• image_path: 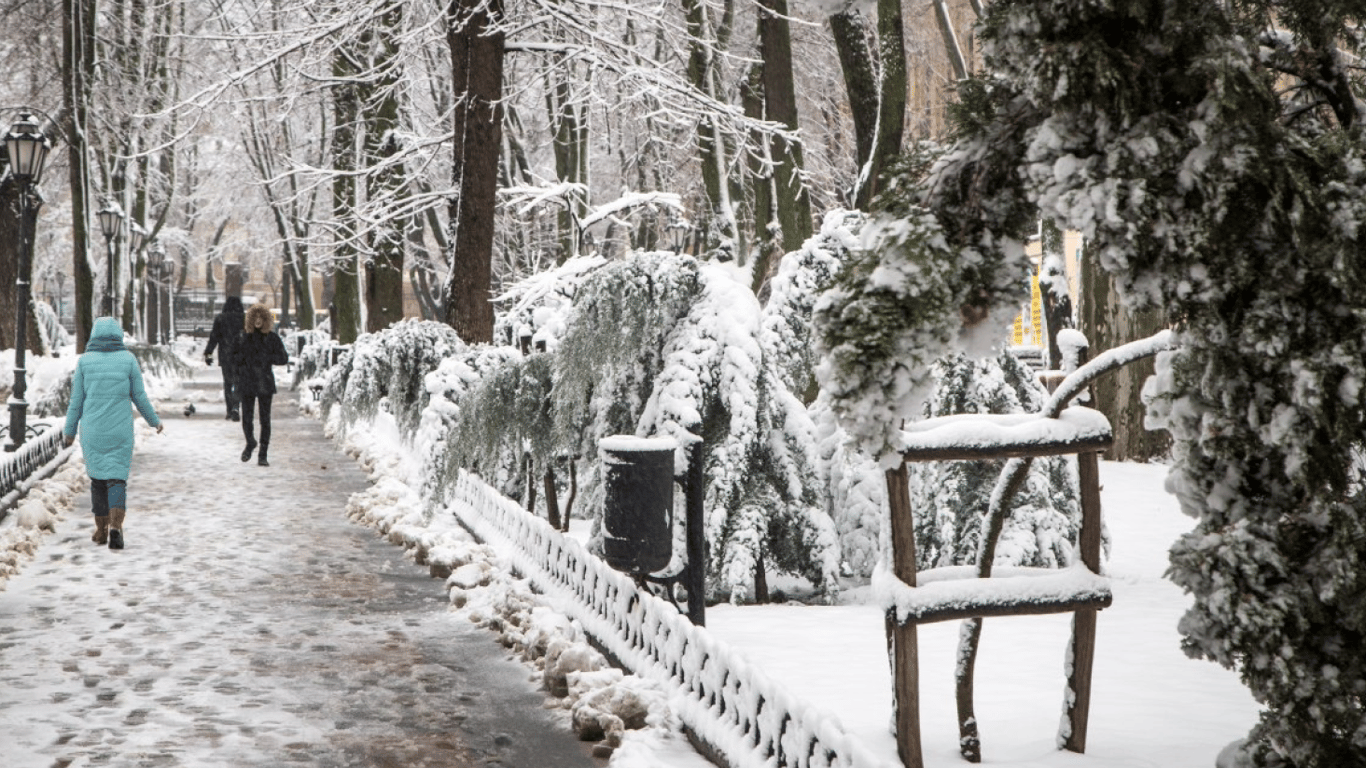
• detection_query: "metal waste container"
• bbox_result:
[600,436,676,574]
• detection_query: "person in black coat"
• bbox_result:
[235,302,289,466]
[203,296,245,421]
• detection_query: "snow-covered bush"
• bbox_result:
[328,320,464,439]
[417,344,524,503]
[553,252,839,602]
[761,209,863,403]
[909,352,1082,569]
[964,0,1366,761]
[447,352,555,501]
[812,145,1036,466]
[287,329,333,388]
[33,300,69,354]
[492,254,606,353]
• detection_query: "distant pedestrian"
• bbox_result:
[203,296,245,421]
[235,302,288,467]
[62,317,164,550]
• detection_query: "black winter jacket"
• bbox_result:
[233,331,288,397]
[204,297,245,367]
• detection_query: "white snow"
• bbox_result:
[1,356,1260,768]
[898,406,1112,456]
[327,402,1259,768]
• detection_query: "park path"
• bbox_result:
[0,365,601,768]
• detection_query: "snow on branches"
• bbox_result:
[812,144,1035,466]
[971,0,1366,761]
[554,252,839,603]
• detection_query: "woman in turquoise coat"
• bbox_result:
[62,317,164,550]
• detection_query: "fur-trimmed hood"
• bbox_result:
[244,303,275,334]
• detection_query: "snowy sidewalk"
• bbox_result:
[0,366,602,768]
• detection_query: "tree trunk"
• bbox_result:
[65,0,97,352]
[681,0,739,257]
[363,4,407,333]
[331,47,362,344]
[757,0,812,255]
[443,0,504,345]
[829,10,878,208]
[742,64,780,297]
[870,0,906,204]
[1077,244,1171,462]
[0,178,46,356]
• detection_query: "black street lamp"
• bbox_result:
[96,201,122,317]
[158,249,174,344]
[4,112,51,451]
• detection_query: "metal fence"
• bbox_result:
[0,421,70,523]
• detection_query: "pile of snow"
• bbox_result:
[0,451,88,590]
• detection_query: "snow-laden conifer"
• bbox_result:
[554,252,839,602]
[937,0,1366,761]
[812,143,1037,465]
[910,352,1082,570]
[330,320,464,438]
[761,209,864,402]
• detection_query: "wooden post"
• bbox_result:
[1063,449,1102,752]
[885,463,924,768]
[543,466,561,529]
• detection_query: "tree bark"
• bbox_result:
[870,0,906,205]
[362,4,407,333]
[443,0,504,345]
[829,10,878,208]
[757,0,812,255]
[1077,243,1171,462]
[331,46,362,344]
[65,0,97,352]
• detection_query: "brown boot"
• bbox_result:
[108,508,126,550]
[92,516,109,545]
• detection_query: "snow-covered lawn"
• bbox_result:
[328,398,1259,768]
[704,460,1261,768]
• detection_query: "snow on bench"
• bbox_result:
[897,405,1113,462]
[876,563,1112,625]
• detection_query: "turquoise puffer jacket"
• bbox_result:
[63,317,162,480]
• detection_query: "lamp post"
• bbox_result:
[96,201,122,317]
[4,113,51,451]
[145,242,162,344]
[159,248,174,344]
[666,213,689,255]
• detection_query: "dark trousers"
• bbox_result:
[220,360,240,416]
[90,478,127,517]
[240,392,273,449]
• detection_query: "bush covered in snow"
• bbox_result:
[552,252,839,603]
[947,0,1366,762]
[909,352,1082,569]
[325,320,464,438]
[812,144,1037,467]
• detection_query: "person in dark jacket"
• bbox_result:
[62,317,164,549]
[203,296,245,421]
[235,302,288,466]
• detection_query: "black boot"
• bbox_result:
[241,438,257,462]
[257,445,269,467]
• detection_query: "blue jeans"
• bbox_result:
[90,478,127,517]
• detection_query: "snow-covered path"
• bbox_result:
[0,368,601,768]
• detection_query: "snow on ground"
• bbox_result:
[1,353,1260,768]
[705,460,1260,767]
[330,402,1260,768]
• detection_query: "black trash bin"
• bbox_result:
[600,436,676,575]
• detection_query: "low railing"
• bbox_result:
[450,470,893,768]
[0,421,70,522]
